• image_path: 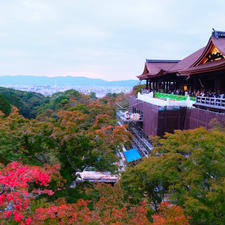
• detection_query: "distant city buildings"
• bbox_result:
[2,85,132,97]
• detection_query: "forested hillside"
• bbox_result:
[0,87,46,118]
[0,87,224,225]
[121,127,225,225]
[36,89,93,120]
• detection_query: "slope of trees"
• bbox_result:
[0,94,11,116]
[120,127,225,225]
[0,87,46,118]
[0,87,224,224]
[35,89,89,120]
[0,90,131,203]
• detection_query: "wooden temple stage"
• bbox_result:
[129,29,225,137]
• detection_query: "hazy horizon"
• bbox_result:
[0,74,138,82]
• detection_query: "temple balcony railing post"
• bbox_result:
[136,90,225,113]
[195,96,225,111]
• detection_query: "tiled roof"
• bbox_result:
[137,60,179,80]
[178,32,225,75]
[211,36,225,55]
[146,59,180,63]
[138,29,225,80]
[212,29,225,39]
[169,48,205,72]
[179,59,225,75]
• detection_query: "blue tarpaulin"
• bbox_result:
[124,148,141,162]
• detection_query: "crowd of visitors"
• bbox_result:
[168,89,225,98]
[142,88,225,99]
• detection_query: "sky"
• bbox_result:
[0,0,225,81]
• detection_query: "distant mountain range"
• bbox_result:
[0,76,140,87]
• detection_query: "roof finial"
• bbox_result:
[212,28,225,39]
[212,28,218,39]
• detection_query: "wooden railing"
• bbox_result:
[195,96,225,110]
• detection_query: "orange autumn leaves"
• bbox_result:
[32,200,189,225]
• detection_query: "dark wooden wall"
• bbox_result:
[129,97,225,137]
[129,96,159,136]
[185,107,225,129]
[129,97,187,137]
[157,107,186,136]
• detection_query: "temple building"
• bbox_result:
[129,29,225,137]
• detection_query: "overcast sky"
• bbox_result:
[0,0,225,81]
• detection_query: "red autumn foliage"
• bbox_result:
[0,162,189,225]
[0,161,58,225]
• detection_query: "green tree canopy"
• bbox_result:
[0,87,46,118]
[0,90,131,203]
[121,127,225,225]
[0,94,11,116]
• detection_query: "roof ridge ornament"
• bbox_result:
[212,28,225,39]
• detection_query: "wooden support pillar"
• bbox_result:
[146,79,148,89]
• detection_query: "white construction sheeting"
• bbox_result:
[137,92,194,108]
[76,171,118,183]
